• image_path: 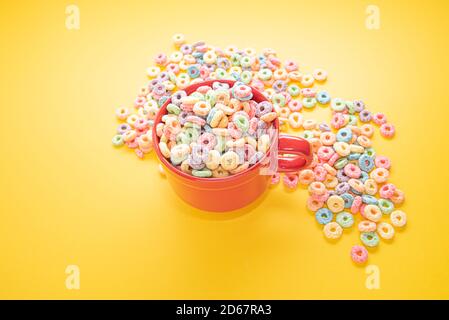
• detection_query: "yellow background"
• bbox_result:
[1,0,448,299]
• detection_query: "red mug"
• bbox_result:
[152,80,312,212]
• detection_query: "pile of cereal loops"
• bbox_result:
[111,33,407,264]
[156,81,276,178]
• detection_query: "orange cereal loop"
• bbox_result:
[298,169,315,185]
[363,204,382,222]
[308,138,322,153]
[357,135,372,148]
[390,189,405,204]
[370,168,389,184]
[360,124,374,137]
[390,210,407,227]
[307,197,324,211]
[324,174,338,188]
[288,112,303,129]
[377,222,395,240]
[279,107,291,118]
[320,132,336,146]
[323,222,343,239]
[303,119,317,130]
[358,220,377,232]
[309,181,327,196]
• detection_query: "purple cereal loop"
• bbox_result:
[337,169,350,182]
[171,90,187,106]
[180,44,193,55]
[353,100,365,112]
[178,111,191,125]
[217,57,231,69]
[190,145,208,165]
[153,83,166,96]
[117,123,131,134]
[319,123,331,132]
[197,132,217,149]
[212,81,229,90]
[205,64,216,72]
[256,101,273,117]
[359,110,372,122]
[157,71,170,82]
[335,182,350,194]
[272,80,287,93]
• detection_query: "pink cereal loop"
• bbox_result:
[283,173,299,189]
[351,245,368,264]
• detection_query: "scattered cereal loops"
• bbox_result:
[111,35,406,265]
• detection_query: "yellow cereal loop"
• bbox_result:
[364,204,382,222]
[220,151,239,171]
[327,195,345,213]
[323,222,343,239]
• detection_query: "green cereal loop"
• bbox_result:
[176,132,191,145]
[233,114,249,132]
[178,73,190,81]
[287,84,300,97]
[214,136,226,153]
[364,147,376,158]
[336,212,354,228]
[334,157,348,170]
[229,72,239,81]
[215,88,230,100]
[360,232,380,247]
[258,68,272,81]
[168,71,177,82]
[271,93,286,107]
[205,90,216,106]
[331,98,346,111]
[346,101,355,114]
[231,53,242,66]
[240,71,252,84]
[240,56,251,68]
[302,97,317,109]
[301,130,314,139]
[184,122,202,130]
[378,199,394,214]
[190,92,204,100]
[192,169,212,178]
[215,68,227,79]
[185,127,200,141]
[112,134,124,147]
[348,115,357,125]
[167,103,181,115]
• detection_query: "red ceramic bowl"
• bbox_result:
[153,80,312,212]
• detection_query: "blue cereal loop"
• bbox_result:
[348,153,361,161]
[315,208,333,225]
[358,154,375,172]
[317,91,331,104]
[187,65,200,78]
[341,193,354,208]
[336,128,353,143]
[360,171,369,182]
[362,195,378,205]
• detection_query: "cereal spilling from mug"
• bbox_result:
[111,34,407,265]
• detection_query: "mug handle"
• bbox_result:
[277,135,313,173]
